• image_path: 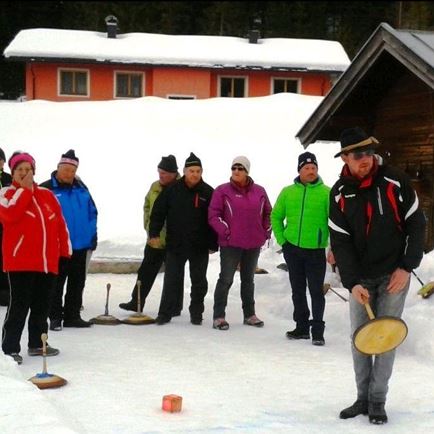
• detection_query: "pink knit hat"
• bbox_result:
[8,152,36,173]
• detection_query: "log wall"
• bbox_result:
[374,72,434,251]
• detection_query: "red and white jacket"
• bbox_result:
[0,182,72,274]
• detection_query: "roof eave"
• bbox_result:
[4,55,347,74]
[296,22,434,147]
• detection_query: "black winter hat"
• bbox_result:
[158,154,178,173]
[298,152,318,171]
[59,149,79,167]
[334,127,379,158]
[184,152,202,168]
[0,148,6,161]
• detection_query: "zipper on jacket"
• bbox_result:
[225,199,233,217]
[33,197,49,273]
[377,187,384,215]
[297,187,308,246]
[194,193,199,208]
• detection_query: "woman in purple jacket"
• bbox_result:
[208,156,272,330]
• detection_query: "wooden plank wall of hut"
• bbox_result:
[374,72,434,251]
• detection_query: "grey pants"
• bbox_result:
[213,246,260,319]
[349,274,409,403]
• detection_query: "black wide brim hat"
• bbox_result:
[334,127,380,158]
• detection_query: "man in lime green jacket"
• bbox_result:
[271,151,330,345]
[119,155,182,314]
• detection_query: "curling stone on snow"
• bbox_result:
[122,281,155,325]
[90,283,121,325]
[28,334,67,389]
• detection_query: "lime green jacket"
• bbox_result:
[144,178,179,248]
[271,177,330,249]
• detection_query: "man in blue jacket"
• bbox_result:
[41,149,98,330]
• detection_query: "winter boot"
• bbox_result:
[155,315,171,325]
[49,319,62,331]
[190,316,203,325]
[312,331,325,346]
[339,400,369,419]
[368,402,388,424]
[63,317,93,328]
[6,353,23,364]
[28,345,60,357]
[119,300,138,312]
[213,318,230,330]
[244,315,264,327]
[286,329,310,340]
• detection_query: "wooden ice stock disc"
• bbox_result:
[353,317,408,355]
[29,373,67,389]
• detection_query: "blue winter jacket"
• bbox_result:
[40,172,98,251]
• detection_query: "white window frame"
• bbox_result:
[113,70,145,99]
[271,77,301,94]
[58,68,90,97]
[166,94,196,100]
[218,75,248,98]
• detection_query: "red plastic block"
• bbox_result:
[162,394,182,413]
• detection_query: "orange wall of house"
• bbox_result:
[152,68,211,98]
[209,70,331,97]
[25,62,333,101]
[26,62,149,101]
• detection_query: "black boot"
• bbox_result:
[369,402,388,424]
[286,329,310,340]
[339,400,369,419]
[119,300,138,312]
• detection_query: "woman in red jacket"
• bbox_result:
[0,152,71,364]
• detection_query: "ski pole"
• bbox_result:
[329,286,349,302]
[411,270,425,286]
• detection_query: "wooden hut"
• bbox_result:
[297,22,434,251]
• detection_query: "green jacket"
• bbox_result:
[144,177,179,248]
[271,176,330,249]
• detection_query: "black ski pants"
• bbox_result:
[2,271,54,354]
[129,244,184,313]
[282,242,326,335]
[158,249,209,321]
[49,249,87,322]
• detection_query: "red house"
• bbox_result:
[4,19,350,102]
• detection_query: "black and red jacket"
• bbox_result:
[329,159,425,291]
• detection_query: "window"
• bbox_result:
[59,69,88,96]
[219,77,246,97]
[115,72,143,98]
[272,78,299,94]
[167,95,196,100]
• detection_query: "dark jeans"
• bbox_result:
[213,246,260,319]
[282,242,326,335]
[129,244,183,313]
[2,271,54,354]
[158,250,209,321]
[49,249,87,321]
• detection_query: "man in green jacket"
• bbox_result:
[271,151,330,345]
[119,155,182,314]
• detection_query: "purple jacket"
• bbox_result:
[208,178,272,249]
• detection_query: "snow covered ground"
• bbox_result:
[1,247,434,434]
[0,94,433,433]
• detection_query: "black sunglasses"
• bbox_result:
[231,165,246,171]
[350,149,375,160]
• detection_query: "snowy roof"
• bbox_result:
[4,28,350,72]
